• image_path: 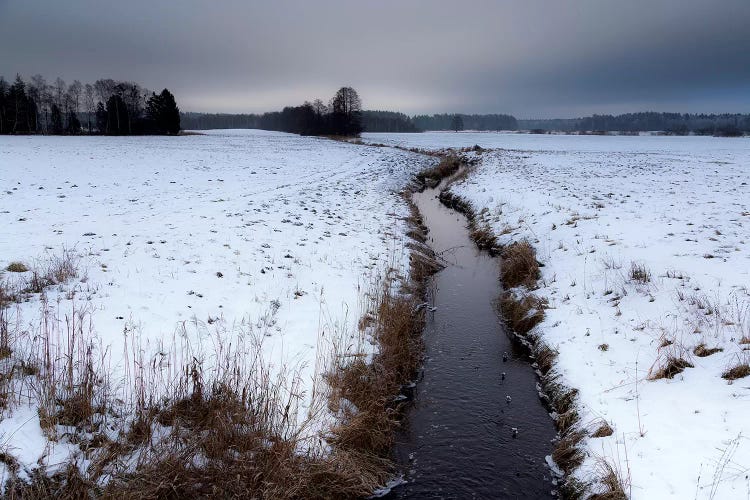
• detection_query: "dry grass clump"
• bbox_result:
[105,366,373,500]
[588,459,628,499]
[501,240,540,289]
[5,248,80,296]
[552,430,586,476]
[648,356,693,380]
[3,462,95,499]
[327,287,423,455]
[629,261,651,284]
[415,155,461,187]
[5,262,28,273]
[534,343,558,376]
[498,291,547,336]
[591,420,614,438]
[722,362,750,380]
[693,343,723,357]
[469,223,499,253]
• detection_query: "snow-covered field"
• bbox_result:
[0,130,429,475]
[369,132,750,498]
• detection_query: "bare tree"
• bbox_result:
[53,77,66,112]
[330,87,362,116]
[29,74,48,133]
[312,98,328,116]
[68,80,83,115]
[330,87,363,136]
[84,83,95,132]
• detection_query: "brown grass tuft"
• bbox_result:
[534,343,558,376]
[501,240,540,289]
[498,291,547,335]
[469,224,498,253]
[552,430,586,476]
[5,262,28,273]
[693,344,723,357]
[722,362,750,380]
[629,261,651,283]
[589,460,628,499]
[415,155,461,187]
[648,356,693,380]
[591,420,614,438]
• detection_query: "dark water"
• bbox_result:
[385,185,556,499]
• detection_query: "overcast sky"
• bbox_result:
[1,0,749,118]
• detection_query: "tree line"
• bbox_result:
[181,108,518,133]
[182,87,364,136]
[412,113,518,132]
[0,74,180,135]
[519,112,750,136]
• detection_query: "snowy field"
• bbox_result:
[370,132,750,498]
[0,130,430,474]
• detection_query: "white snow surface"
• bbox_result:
[369,132,750,499]
[0,129,430,475]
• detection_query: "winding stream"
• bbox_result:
[386,181,557,498]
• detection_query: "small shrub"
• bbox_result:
[5,262,28,273]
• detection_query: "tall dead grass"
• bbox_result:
[0,207,437,498]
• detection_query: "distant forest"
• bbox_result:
[0,74,180,135]
[5,74,747,137]
[182,87,368,136]
[183,109,750,136]
[520,112,750,136]
[181,110,518,133]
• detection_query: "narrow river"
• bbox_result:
[386,181,557,498]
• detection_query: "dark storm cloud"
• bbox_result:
[1,0,749,117]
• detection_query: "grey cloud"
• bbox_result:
[1,0,748,117]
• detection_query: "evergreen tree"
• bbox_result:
[50,104,63,134]
[8,75,33,133]
[145,89,180,134]
[145,92,163,133]
[159,89,180,134]
[66,111,81,134]
[451,114,464,132]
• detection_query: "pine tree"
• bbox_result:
[66,111,81,134]
[159,89,180,134]
[8,75,31,133]
[451,114,464,132]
